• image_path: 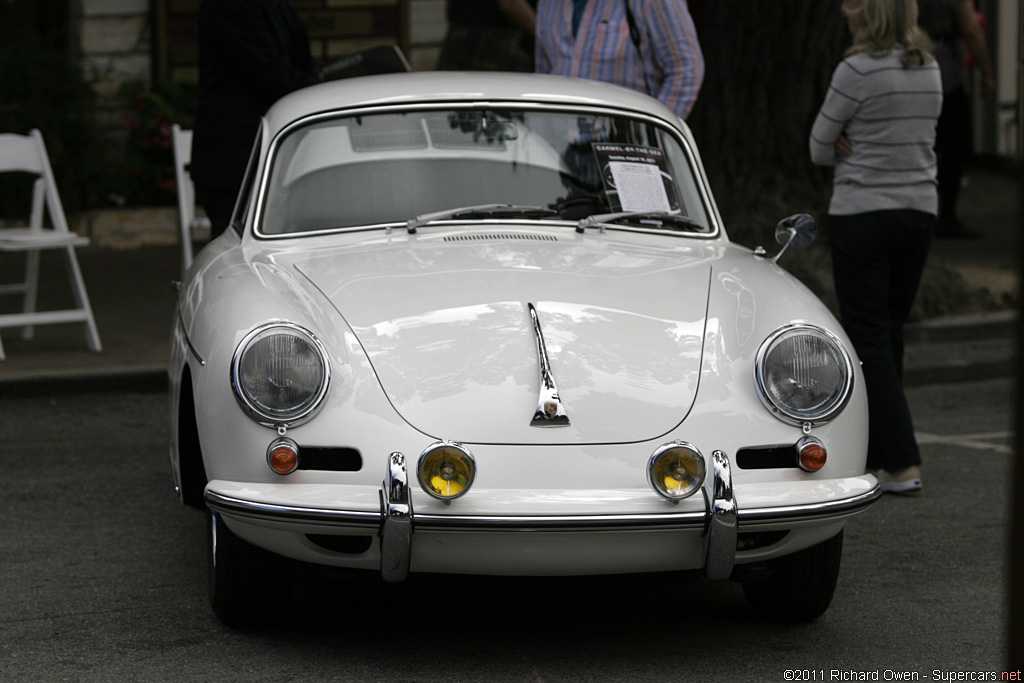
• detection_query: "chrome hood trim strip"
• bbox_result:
[528,303,571,427]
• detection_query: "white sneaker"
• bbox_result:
[872,466,922,494]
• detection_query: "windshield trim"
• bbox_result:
[251,101,722,241]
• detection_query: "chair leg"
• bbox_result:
[20,250,40,340]
[62,246,102,353]
[181,220,194,277]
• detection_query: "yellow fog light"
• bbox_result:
[267,437,299,475]
[418,441,476,501]
[648,441,706,501]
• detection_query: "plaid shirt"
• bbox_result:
[535,0,704,120]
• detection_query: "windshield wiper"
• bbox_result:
[405,204,558,233]
[575,210,706,234]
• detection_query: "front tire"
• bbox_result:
[207,511,292,627]
[741,531,843,622]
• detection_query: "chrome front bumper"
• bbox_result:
[204,451,881,582]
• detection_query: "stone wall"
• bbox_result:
[79,0,151,131]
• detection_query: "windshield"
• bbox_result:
[258,107,712,236]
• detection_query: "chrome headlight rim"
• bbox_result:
[230,321,331,428]
[754,322,854,426]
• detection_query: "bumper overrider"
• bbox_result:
[204,450,881,581]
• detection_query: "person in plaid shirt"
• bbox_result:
[535,0,704,120]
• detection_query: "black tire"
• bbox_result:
[207,511,292,627]
[741,530,843,622]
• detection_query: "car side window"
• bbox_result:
[230,127,263,235]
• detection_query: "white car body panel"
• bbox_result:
[169,72,875,590]
[295,233,712,444]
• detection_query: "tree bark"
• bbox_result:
[688,1,850,245]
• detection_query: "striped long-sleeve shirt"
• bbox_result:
[535,0,704,120]
[810,49,943,216]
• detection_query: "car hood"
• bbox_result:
[295,232,712,445]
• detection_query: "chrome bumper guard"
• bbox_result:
[703,450,737,580]
[379,453,412,582]
[204,451,880,583]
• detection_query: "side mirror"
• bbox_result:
[770,213,817,263]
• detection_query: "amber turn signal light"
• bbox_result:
[797,436,827,472]
[267,438,299,475]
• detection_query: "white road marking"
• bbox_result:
[915,430,1015,454]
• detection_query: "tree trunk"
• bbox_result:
[688,1,850,245]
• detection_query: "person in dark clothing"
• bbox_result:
[191,0,321,238]
[438,0,537,72]
[810,0,943,495]
[916,0,994,238]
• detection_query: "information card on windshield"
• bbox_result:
[592,144,678,213]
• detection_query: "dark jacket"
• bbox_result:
[191,0,319,193]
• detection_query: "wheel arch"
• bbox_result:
[177,364,209,509]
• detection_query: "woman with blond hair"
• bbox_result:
[810,0,942,494]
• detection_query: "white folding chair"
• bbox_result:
[172,124,211,276]
[0,129,102,360]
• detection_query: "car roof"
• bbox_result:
[263,71,686,136]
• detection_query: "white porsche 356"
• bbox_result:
[169,72,878,625]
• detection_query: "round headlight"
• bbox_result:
[648,441,706,501]
[231,323,330,426]
[417,441,476,501]
[755,324,853,425]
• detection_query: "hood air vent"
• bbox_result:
[443,233,559,243]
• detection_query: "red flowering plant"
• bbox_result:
[117,81,195,206]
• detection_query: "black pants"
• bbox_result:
[829,210,934,471]
[935,86,971,226]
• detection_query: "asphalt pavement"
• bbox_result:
[0,164,1020,675]
[0,380,1012,679]
[0,164,1018,395]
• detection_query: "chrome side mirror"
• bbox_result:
[770,213,817,263]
